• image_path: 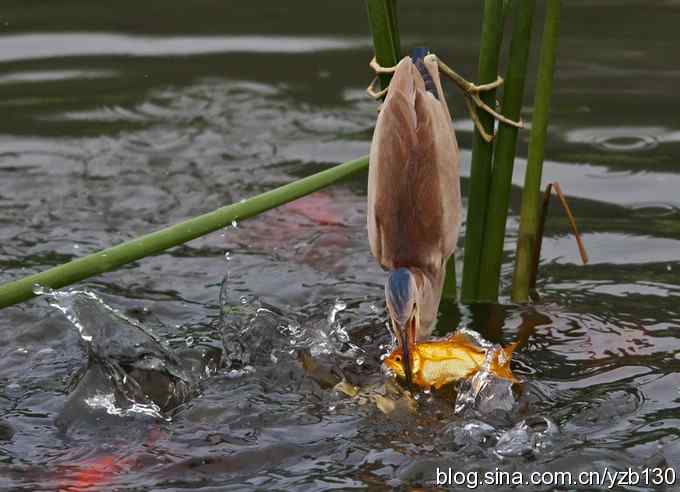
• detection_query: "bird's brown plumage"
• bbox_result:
[367,55,461,335]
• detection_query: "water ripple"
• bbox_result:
[564,126,680,152]
[0,33,369,63]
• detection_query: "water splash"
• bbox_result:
[441,419,499,450]
[84,392,164,419]
[35,285,195,420]
[327,298,347,324]
[221,274,367,371]
[454,344,517,415]
[495,416,559,458]
[457,327,494,349]
[316,298,365,359]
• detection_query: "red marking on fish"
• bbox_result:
[282,193,346,227]
[55,426,166,491]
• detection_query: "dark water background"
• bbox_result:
[1,1,680,490]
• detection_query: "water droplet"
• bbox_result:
[185,336,195,347]
[225,365,255,379]
[224,251,231,261]
[356,356,365,366]
[16,347,28,355]
[495,416,559,458]
[231,219,238,228]
[327,298,347,324]
[328,405,336,412]
[336,329,349,343]
[33,284,49,296]
[239,295,248,305]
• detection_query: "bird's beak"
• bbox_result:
[385,269,419,390]
[390,309,417,389]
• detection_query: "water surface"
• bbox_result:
[1,1,680,490]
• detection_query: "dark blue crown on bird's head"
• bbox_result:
[386,267,415,326]
[410,47,438,99]
[410,47,430,62]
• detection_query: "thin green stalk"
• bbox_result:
[529,184,553,291]
[460,0,506,302]
[366,0,402,91]
[512,0,561,302]
[0,156,369,309]
[477,0,536,301]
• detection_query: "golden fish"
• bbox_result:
[383,331,518,390]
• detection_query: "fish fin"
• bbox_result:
[444,331,482,351]
[491,343,519,383]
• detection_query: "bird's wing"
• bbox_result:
[423,55,461,261]
[367,59,420,270]
[368,57,460,272]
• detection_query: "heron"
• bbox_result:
[366,49,521,386]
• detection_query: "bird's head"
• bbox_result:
[384,267,420,388]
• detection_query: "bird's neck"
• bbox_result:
[410,267,445,339]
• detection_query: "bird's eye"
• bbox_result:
[395,356,401,362]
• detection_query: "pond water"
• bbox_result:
[1,1,680,490]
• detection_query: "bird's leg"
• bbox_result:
[427,54,523,140]
[434,56,521,126]
[367,76,388,100]
[369,56,397,74]
[366,57,398,100]
[464,97,494,143]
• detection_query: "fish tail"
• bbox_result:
[492,342,519,383]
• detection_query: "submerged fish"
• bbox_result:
[383,331,518,390]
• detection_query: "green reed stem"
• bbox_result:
[477,0,536,302]
[0,156,369,310]
[512,0,561,302]
[460,0,506,302]
[366,0,402,91]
